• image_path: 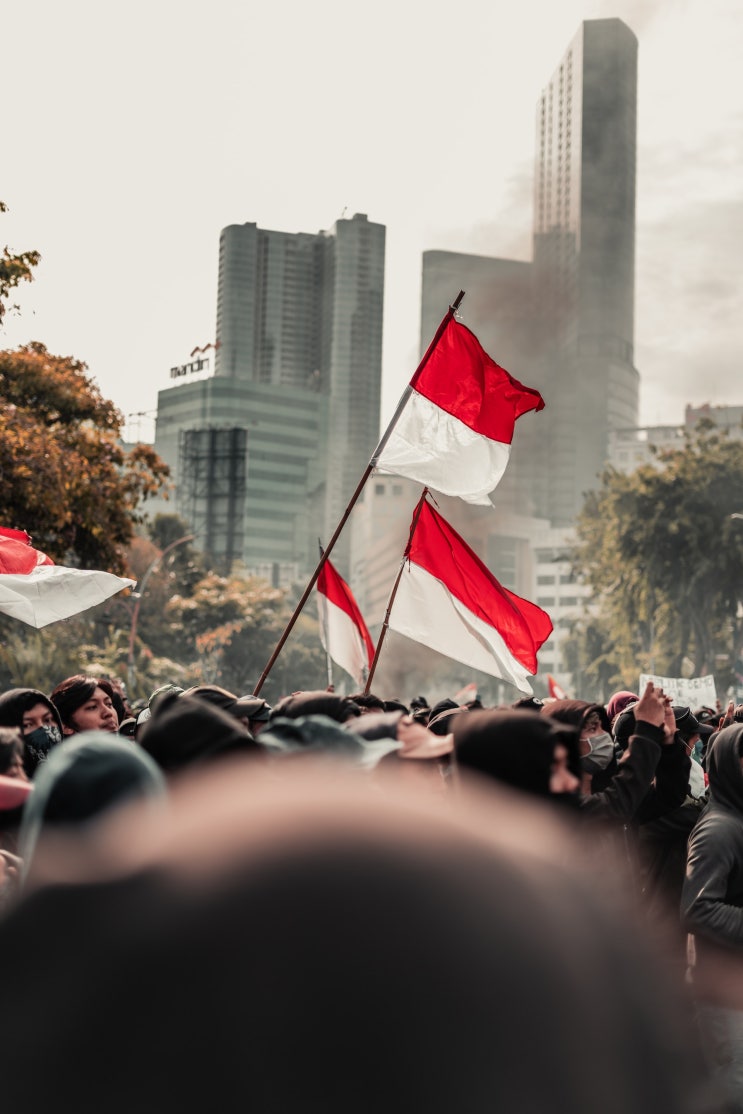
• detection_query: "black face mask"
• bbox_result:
[24,724,62,753]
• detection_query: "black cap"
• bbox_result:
[672,706,714,739]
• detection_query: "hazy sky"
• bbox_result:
[3,0,742,441]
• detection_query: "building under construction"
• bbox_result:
[177,427,247,574]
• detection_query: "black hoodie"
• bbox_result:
[0,688,63,777]
[682,724,743,996]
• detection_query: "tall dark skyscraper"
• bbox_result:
[420,18,639,526]
[154,213,385,579]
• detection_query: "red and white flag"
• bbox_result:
[317,558,374,687]
[388,500,552,695]
[0,527,135,628]
[547,674,569,701]
[374,318,544,505]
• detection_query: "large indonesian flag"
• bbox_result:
[0,527,135,628]
[317,558,375,687]
[388,501,552,695]
[375,318,544,505]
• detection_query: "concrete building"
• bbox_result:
[154,213,385,580]
[608,403,743,475]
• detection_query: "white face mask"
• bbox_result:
[582,731,614,770]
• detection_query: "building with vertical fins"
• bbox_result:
[154,213,385,582]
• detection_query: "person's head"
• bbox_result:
[704,724,743,814]
[453,709,582,801]
[138,693,257,776]
[50,676,119,737]
[232,696,272,736]
[0,689,63,777]
[348,693,386,715]
[672,706,714,749]
[0,728,28,782]
[606,690,639,723]
[0,762,701,1114]
[18,732,166,882]
[543,701,613,783]
[270,691,361,724]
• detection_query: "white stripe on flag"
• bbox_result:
[0,566,136,628]
[388,561,534,694]
[376,390,511,505]
[319,595,370,688]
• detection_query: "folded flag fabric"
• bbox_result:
[374,318,544,505]
[388,501,552,695]
[0,527,136,628]
[317,558,375,687]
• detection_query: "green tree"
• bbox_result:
[0,342,170,572]
[166,571,328,700]
[572,425,743,688]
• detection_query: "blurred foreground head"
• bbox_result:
[0,759,700,1114]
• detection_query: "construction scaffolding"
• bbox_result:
[177,427,248,573]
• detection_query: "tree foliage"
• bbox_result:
[0,342,170,572]
[571,425,743,689]
[0,201,40,326]
[165,571,328,701]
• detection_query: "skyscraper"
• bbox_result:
[533,18,639,523]
[154,213,385,579]
[419,18,639,526]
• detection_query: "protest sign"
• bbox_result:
[638,673,717,707]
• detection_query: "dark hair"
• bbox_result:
[50,676,118,730]
[349,693,386,713]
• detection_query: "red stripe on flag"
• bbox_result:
[406,501,552,674]
[317,560,375,665]
[0,531,54,575]
[410,318,544,444]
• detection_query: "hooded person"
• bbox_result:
[138,693,258,776]
[682,723,743,1107]
[0,761,705,1114]
[270,690,361,724]
[606,690,639,723]
[453,709,583,803]
[542,687,690,823]
[0,688,64,778]
[18,732,166,885]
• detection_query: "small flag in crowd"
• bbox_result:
[547,674,568,701]
[388,500,552,695]
[0,527,135,628]
[375,318,544,505]
[317,557,375,687]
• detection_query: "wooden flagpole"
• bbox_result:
[363,489,429,695]
[252,292,465,696]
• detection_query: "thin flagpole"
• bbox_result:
[363,489,429,695]
[252,292,465,697]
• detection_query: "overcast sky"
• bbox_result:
[3,0,742,441]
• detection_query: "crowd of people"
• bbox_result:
[1,670,743,1111]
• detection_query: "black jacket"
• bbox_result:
[681,723,743,1001]
[580,720,689,822]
